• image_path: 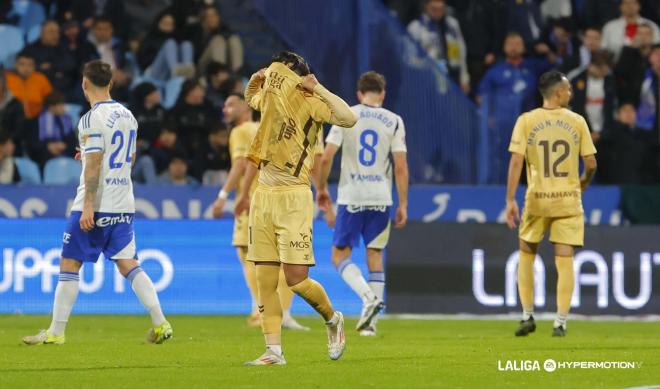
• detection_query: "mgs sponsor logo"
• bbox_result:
[96,214,133,227]
[289,232,312,250]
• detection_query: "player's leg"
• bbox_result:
[115,258,171,343]
[361,248,385,336]
[236,246,260,327]
[278,267,310,331]
[515,211,546,336]
[549,214,583,337]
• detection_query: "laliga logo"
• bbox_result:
[0,248,173,293]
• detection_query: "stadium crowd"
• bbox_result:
[0,0,659,185]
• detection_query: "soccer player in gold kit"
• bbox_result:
[211,93,309,331]
[234,51,357,365]
[505,70,597,337]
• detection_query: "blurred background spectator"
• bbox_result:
[35,91,75,166]
[0,131,20,184]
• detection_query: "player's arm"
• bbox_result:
[393,151,409,229]
[244,69,265,110]
[301,75,357,127]
[234,160,258,217]
[505,152,524,229]
[212,156,248,218]
[80,151,103,231]
[316,143,339,212]
[580,155,597,191]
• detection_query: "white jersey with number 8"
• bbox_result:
[326,104,406,206]
[71,100,138,213]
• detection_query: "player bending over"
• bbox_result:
[234,51,357,365]
[212,93,309,331]
[316,71,408,336]
[23,60,172,345]
[505,70,597,337]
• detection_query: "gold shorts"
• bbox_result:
[232,211,249,247]
[519,210,584,247]
[247,185,315,265]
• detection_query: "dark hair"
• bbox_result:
[538,70,567,97]
[170,153,188,164]
[16,50,35,61]
[590,50,612,68]
[357,71,386,93]
[44,91,66,107]
[206,61,230,79]
[583,26,602,34]
[92,16,113,27]
[180,79,203,100]
[651,43,660,52]
[83,60,113,87]
[227,92,245,101]
[271,51,310,76]
[209,121,227,135]
[160,125,177,134]
[504,31,523,41]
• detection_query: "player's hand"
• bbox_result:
[74,148,81,161]
[395,207,407,229]
[301,74,319,92]
[80,205,95,232]
[316,188,332,212]
[212,197,226,219]
[324,206,336,228]
[505,200,520,229]
[234,194,250,217]
[251,68,266,82]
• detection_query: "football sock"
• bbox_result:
[337,259,375,303]
[267,344,283,356]
[48,272,80,336]
[237,247,259,314]
[518,251,535,320]
[277,267,294,315]
[555,255,574,328]
[369,271,385,325]
[255,264,282,337]
[290,278,335,321]
[127,267,166,327]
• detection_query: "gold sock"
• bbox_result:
[277,268,294,312]
[555,255,574,317]
[255,264,282,337]
[237,247,258,313]
[290,278,334,321]
[518,251,535,314]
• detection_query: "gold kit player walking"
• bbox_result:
[234,51,357,365]
[211,93,309,331]
[505,70,597,337]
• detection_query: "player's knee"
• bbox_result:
[282,264,309,287]
[519,240,538,254]
[59,258,82,273]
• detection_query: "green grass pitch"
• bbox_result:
[0,315,658,388]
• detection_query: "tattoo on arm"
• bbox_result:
[84,152,103,207]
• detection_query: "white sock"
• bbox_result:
[267,344,283,356]
[48,272,80,336]
[368,272,385,301]
[522,310,534,321]
[554,313,567,329]
[337,260,375,303]
[282,309,292,321]
[127,267,166,327]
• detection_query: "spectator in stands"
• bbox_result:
[138,12,196,80]
[0,131,19,184]
[123,0,171,39]
[505,0,545,50]
[560,26,602,75]
[151,125,187,174]
[569,50,617,142]
[539,18,579,70]
[408,0,470,92]
[5,51,53,120]
[25,20,77,97]
[193,122,230,184]
[62,19,98,70]
[190,5,244,75]
[602,0,660,60]
[540,0,572,21]
[477,31,555,183]
[87,17,131,100]
[158,153,199,185]
[131,82,166,150]
[597,103,647,183]
[167,79,218,155]
[35,91,76,165]
[0,68,26,156]
[69,0,129,39]
[615,23,656,103]
[636,43,660,141]
[202,61,232,109]
[168,0,215,37]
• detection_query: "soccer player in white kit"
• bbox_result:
[317,71,409,336]
[23,60,172,345]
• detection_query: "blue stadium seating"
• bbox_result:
[163,77,185,109]
[0,24,25,67]
[14,157,41,184]
[26,23,40,43]
[65,103,83,126]
[10,0,46,33]
[43,157,81,185]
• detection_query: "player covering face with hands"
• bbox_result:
[505,70,597,338]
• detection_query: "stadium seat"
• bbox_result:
[14,157,41,184]
[65,103,83,126]
[163,77,185,109]
[26,23,40,43]
[11,0,46,33]
[43,157,81,185]
[0,24,25,67]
